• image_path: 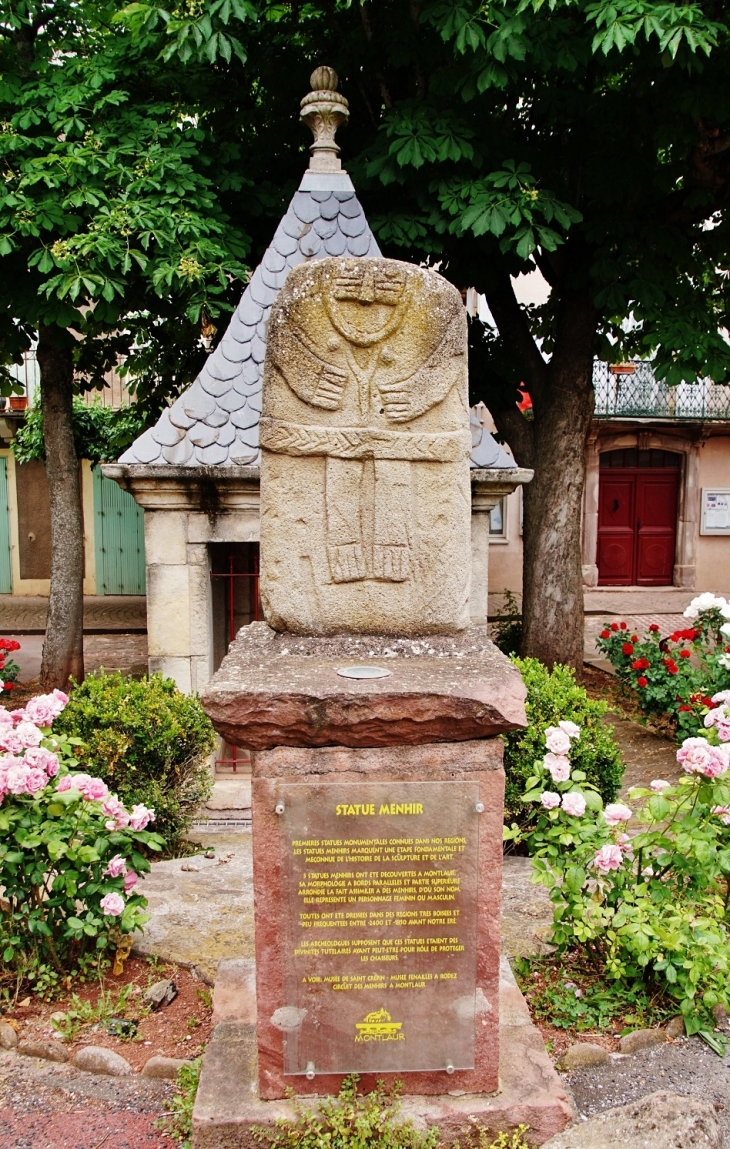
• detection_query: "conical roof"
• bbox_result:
[119,170,380,466]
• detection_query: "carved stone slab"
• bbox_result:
[260,256,471,635]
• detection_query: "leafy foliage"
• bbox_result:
[13,399,151,464]
[503,658,624,830]
[0,698,163,996]
[252,1075,440,1149]
[597,599,730,739]
[158,1056,203,1149]
[517,712,730,1040]
[55,673,216,855]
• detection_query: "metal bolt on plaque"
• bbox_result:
[305,1062,316,1080]
[474,801,485,813]
[275,801,286,816]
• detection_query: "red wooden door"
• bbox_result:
[636,473,678,584]
[597,476,635,584]
[597,450,679,585]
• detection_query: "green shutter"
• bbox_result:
[93,468,146,595]
[0,458,11,593]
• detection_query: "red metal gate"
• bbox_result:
[210,544,260,772]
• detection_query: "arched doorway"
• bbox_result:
[597,448,680,585]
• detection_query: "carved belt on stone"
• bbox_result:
[260,417,470,586]
[260,417,472,462]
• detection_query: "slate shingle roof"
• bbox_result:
[119,169,516,472]
[119,171,381,466]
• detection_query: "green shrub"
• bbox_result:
[503,658,624,831]
[55,672,216,855]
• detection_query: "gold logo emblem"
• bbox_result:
[354,1008,405,1043]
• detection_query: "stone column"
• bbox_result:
[144,509,193,691]
[471,471,533,625]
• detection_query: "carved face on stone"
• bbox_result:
[324,261,410,346]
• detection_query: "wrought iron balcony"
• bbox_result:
[593,360,730,421]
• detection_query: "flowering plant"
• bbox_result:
[514,708,730,1037]
[0,638,21,694]
[0,691,164,994]
[596,594,730,740]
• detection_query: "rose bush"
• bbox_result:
[596,594,730,739]
[0,639,21,695]
[503,658,624,832]
[514,702,730,1040]
[0,690,164,996]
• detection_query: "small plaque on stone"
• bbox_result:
[278,780,479,1076]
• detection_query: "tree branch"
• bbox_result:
[481,269,548,399]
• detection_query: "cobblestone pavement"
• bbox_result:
[0,596,146,634]
[6,634,148,683]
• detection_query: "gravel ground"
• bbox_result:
[0,1050,172,1148]
[565,1038,730,1141]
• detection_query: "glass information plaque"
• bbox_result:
[279,780,480,1076]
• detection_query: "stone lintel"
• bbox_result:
[471,467,534,511]
[101,464,261,512]
[103,463,530,514]
[201,623,527,750]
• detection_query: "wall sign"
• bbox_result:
[701,489,730,536]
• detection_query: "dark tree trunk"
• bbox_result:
[485,265,597,674]
[37,325,85,690]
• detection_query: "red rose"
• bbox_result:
[679,704,692,712]
[679,649,691,658]
[610,623,619,632]
[622,643,634,655]
[600,629,611,639]
[620,621,628,630]
[632,658,650,670]
[631,634,638,642]
[649,624,660,632]
[637,676,648,687]
[664,660,678,675]
[3,682,13,690]
[702,696,714,707]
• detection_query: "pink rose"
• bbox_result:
[24,748,60,777]
[102,795,130,829]
[123,871,138,892]
[0,729,23,755]
[593,844,623,873]
[56,775,74,792]
[24,768,48,795]
[717,721,730,743]
[52,689,69,708]
[0,708,12,726]
[104,855,127,879]
[558,720,581,740]
[100,892,125,917]
[677,737,716,775]
[15,722,43,750]
[78,777,109,802]
[562,792,587,817]
[604,802,633,826]
[711,691,730,704]
[129,803,155,831]
[650,779,670,791]
[544,753,571,782]
[10,709,27,725]
[22,700,55,728]
[540,791,561,809]
[712,805,730,825]
[545,726,572,755]
[5,763,30,795]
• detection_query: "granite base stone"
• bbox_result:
[192,957,571,1148]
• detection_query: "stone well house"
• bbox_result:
[103,71,530,702]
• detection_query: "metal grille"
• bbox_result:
[593,361,730,420]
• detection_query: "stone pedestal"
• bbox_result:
[196,623,571,1145]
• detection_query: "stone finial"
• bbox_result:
[300,66,350,174]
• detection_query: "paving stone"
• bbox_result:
[542,1090,722,1148]
[18,1038,68,1063]
[619,1028,668,1054]
[73,1046,133,1076]
[142,1055,192,1079]
[0,1021,17,1049]
[560,1042,611,1070]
